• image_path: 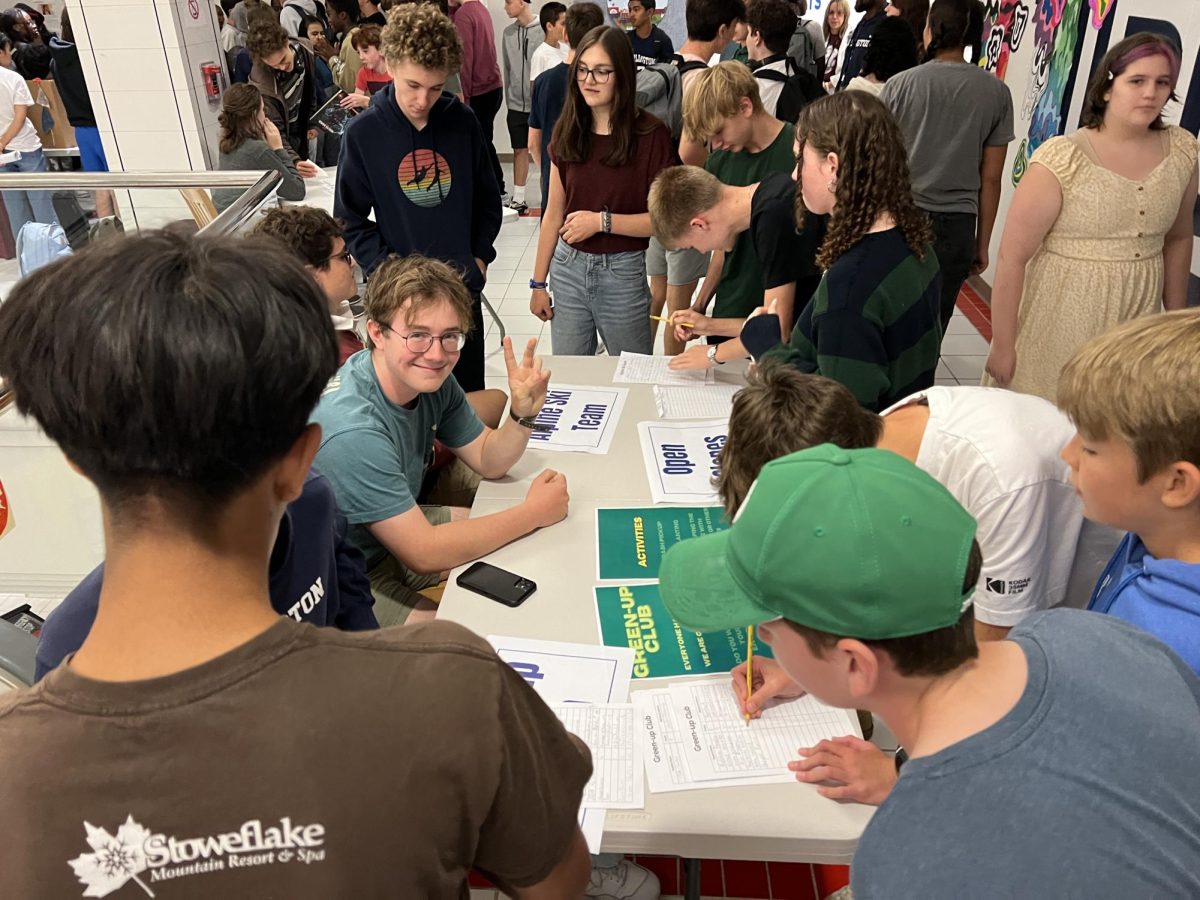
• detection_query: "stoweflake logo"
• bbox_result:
[68,815,327,897]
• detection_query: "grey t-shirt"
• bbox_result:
[851,609,1200,898]
[880,61,1014,215]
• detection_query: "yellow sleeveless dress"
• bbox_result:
[983,125,1198,403]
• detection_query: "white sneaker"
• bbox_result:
[585,859,661,900]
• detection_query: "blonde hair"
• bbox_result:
[1057,309,1200,481]
[364,255,473,348]
[683,61,764,144]
[823,0,850,42]
[647,165,723,247]
[379,3,462,72]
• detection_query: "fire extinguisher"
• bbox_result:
[200,61,222,106]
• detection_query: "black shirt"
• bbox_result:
[361,10,387,26]
[837,9,886,89]
[751,171,826,300]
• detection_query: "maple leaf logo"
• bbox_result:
[68,816,156,898]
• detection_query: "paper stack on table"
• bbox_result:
[488,636,640,852]
[653,383,742,419]
[613,352,715,386]
[633,679,862,794]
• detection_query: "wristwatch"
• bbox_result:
[510,408,554,432]
[706,345,724,366]
[529,278,548,291]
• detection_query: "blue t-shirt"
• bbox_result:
[1089,532,1200,674]
[34,470,377,681]
[529,62,568,212]
[852,609,1200,898]
[311,351,485,568]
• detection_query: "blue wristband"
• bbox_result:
[529,278,548,290]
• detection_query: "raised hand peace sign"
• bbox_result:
[504,336,550,418]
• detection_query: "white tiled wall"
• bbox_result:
[73,0,226,171]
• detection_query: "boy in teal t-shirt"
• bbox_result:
[312,255,568,624]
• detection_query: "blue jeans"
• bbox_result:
[2,147,57,238]
[549,237,652,356]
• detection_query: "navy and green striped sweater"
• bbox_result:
[761,228,941,411]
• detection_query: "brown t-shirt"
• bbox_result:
[550,116,676,255]
[0,620,591,898]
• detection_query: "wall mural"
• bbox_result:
[984,0,1086,185]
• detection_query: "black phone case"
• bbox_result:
[455,562,537,607]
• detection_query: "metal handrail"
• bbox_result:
[0,170,285,412]
[200,171,285,237]
[0,171,270,189]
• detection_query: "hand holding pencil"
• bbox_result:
[730,656,806,720]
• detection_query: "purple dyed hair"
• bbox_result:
[1081,32,1181,130]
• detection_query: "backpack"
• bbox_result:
[787,18,822,81]
[635,55,707,142]
[754,58,826,125]
[16,222,71,277]
[284,0,331,40]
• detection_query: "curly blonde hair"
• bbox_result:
[380,3,463,72]
[795,90,932,271]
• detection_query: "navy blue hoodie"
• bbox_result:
[33,470,378,681]
[334,86,502,291]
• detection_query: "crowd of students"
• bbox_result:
[1,0,1199,897]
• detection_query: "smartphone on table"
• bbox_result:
[455,562,537,607]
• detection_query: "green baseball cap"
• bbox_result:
[659,444,978,639]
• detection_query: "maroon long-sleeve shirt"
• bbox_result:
[452,0,502,101]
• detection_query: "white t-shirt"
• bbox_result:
[882,386,1117,627]
[0,66,42,153]
[530,41,568,84]
[752,58,787,118]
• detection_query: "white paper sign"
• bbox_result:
[526,384,628,455]
[637,419,728,505]
[488,636,634,704]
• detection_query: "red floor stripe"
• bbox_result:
[955,287,993,342]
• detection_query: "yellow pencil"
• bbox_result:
[745,625,754,725]
[648,314,693,328]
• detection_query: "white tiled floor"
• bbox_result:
[480,162,991,388]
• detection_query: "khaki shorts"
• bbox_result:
[645,235,711,285]
[367,459,481,626]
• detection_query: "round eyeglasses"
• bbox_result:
[381,324,467,353]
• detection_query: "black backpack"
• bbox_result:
[754,58,826,125]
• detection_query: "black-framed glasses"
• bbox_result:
[576,64,614,84]
[320,248,353,266]
[380,323,467,353]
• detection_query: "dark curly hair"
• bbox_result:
[923,0,982,63]
[794,90,933,270]
[252,206,344,270]
[246,19,290,61]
